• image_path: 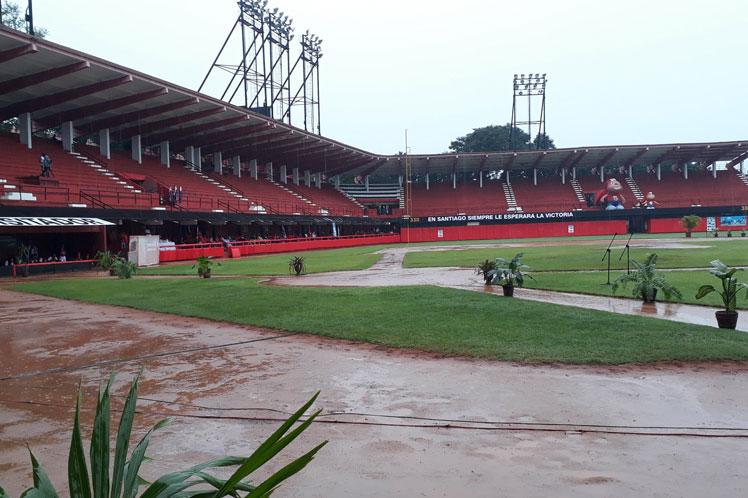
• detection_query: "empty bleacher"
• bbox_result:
[636,169,748,207]
[510,175,583,212]
[409,180,508,216]
[282,182,365,216]
[0,132,151,208]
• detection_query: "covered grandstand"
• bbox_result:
[1,24,748,265]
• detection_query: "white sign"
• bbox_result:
[437,229,444,238]
[425,211,575,224]
[706,217,716,232]
[0,217,115,227]
[568,224,575,234]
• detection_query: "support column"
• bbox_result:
[425,173,430,190]
[600,165,605,183]
[316,172,322,189]
[364,174,369,192]
[712,162,717,179]
[99,128,111,159]
[195,147,202,171]
[452,173,456,189]
[293,167,300,185]
[561,168,566,185]
[184,146,194,167]
[741,161,744,175]
[684,163,688,180]
[232,155,241,178]
[19,112,32,149]
[533,168,537,186]
[249,159,258,180]
[61,121,74,152]
[265,162,273,180]
[628,165,633,178]
[657,163,661,181]
[572,167,576,180]
[279,164,287,184]
[479,170,483,188]
[131,135,142,164]
[213,152,223,174]
[398,175,403,187]
[160,140,170,167]
[334,175,340,188]
[305,170,311,187]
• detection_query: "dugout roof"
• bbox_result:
[1,26,747,179]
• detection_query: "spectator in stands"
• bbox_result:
[39,153,52,177]
[59,246,67,263]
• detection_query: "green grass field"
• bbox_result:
[13,278,748,364]
[525,269,748,309]
[139,246,384,276]
[402,239,748,271]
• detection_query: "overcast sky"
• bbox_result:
[29,0,748,154]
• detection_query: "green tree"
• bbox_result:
[1,1,48,37]
[449,124,555,153]
[532,132,555,150]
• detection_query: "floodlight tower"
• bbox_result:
[281,31,322,134]
[510,73,547,150]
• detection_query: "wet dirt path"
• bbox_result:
[1,289,748,497]
[270,245,748,331]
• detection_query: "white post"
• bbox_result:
[266,162,273,180]
[293,167,300,185]
[741,161,745,175]
[99,128,111,159]
[479,170,483,188]
[304,170,311,187]
[712,162,717,179]
[335,175,340,188]
[195,147,202,171]
[184,146,194,167]
[452,172,456,189]
[131,135,142,164]
[61,121,74,152]
[572,167,576,180]
[561,168,566,185]
[279,164,287,184]
[684,163,688,180]
[316,172,322,188]
[425,173,430,190]
[533,168,537,186]
[232,155,241,178]
[19,112,32,149]
[600,165,605,183]
[213,152,223,174]
[657,164,661,181]
[160,140,170,167]
[628,165,633,178]
[249,159,258,180]
[398,175,403,187]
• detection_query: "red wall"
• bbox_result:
[401,220,628,242]
[159,234,401,262]
[648,218,705,234]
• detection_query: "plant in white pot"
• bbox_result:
[488,252,533,297]
[696,260,748,329]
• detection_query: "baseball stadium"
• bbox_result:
[1,1,748,497]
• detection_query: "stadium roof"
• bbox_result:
[1,26,747,179]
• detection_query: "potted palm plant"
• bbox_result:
[95,250,116,276]
[475,259,497,285]
[289,255,306,276]
[680,215,701,238]
[192,256,219,278]
[612,253,681,303]
[488,252,533,297]
[696,260,748,329]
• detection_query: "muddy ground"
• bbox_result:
[1,289,748,497]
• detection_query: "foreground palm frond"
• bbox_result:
[4,373,326,498]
